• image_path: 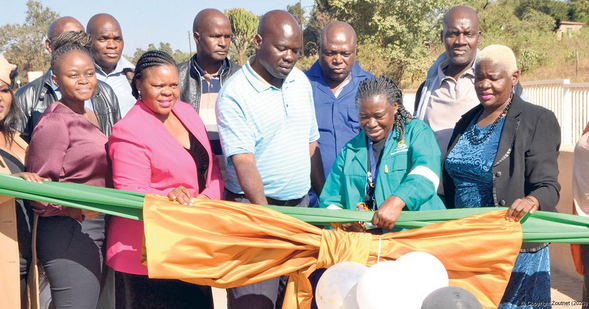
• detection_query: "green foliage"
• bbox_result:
[474,0,589,79]
[0,0,59,80]
[303,7,333,56]
[476,1,554,74]
[516,0,589,23]
[546,0,571,21]
[2,0,589,86]
[569,0,589,23]
[225,8,259,65]
[295,55,318,72]
[287,2,307,27]
[129,42,191,65]
[314,0,455,87]
[518,49,548,73]
[304,0,589,86]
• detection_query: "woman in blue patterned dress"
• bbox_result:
[443,45,561,309]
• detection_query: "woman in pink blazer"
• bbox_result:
[107,51,223,309]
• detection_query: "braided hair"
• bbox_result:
[51,42,93,73]
[131,50,177,99]
[355,76,413,141]
[51,31,92,51]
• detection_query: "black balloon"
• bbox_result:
[421,286,483,309]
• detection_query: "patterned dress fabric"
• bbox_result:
[498,246,551,309]
[445,116,505,208]
[445,115,550,308]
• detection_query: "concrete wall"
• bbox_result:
[550,144,582,279]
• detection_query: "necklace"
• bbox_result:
[468,101,511,145]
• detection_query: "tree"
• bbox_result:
[314,0,454,84]
[515,0,569,22]
[129,42,190,65]
[0,0,59,79]
[225,8,259,65]
[569,0,589,22]
[287,2,307,28]
[303,6,333,56]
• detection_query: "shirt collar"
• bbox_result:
[436,59,475,88]
[244,56,296,92]
[333,75,352,98]
[193,57,227,78]
[95,57,135,77]
[308,60,366,80]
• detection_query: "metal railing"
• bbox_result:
[522,79,589,145]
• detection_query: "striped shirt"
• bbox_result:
[216,60,319,200]
[194,60,225,155]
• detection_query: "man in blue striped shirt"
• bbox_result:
[216,10,325,309]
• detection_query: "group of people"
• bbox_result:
[0,4,565,309]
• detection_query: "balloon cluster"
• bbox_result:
[315,252,480,309]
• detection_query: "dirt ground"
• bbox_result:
[211,270,586,309]
[551,269,585,308]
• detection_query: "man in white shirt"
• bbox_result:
[87,14,136,117]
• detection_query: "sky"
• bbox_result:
[1,0,316,56]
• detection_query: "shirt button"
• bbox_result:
[499,200,506,206]
[495,171,502,177]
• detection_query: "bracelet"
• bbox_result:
[522,196,537,209]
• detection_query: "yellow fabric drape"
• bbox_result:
[142,194,522,309]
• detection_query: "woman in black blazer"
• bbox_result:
[443,45,560,309]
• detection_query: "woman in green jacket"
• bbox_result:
[319,76,445,232]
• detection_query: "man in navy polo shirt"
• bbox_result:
[306,21,373,178]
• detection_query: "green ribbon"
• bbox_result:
[1,173,588,244]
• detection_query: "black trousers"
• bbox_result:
[17,199,32,307]
[117,272,213,309]
[37,214,106,309]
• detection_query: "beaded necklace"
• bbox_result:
[468,100,512,145]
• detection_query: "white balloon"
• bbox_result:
[356,252,449,309]
[341,283,360,309]
[316,262,368,309]
[395,251,449,305]
[356,261,400,309]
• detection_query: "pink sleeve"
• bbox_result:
[201,155,224,200]
[108,125,171,196]
[26,115,82,219]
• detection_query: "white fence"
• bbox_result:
[522,79,589,146]
[21,75,587,141]
[403,80,589,146]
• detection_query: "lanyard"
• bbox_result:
[365,131,393,208]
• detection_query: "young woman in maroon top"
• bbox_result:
[26,42,110,309]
